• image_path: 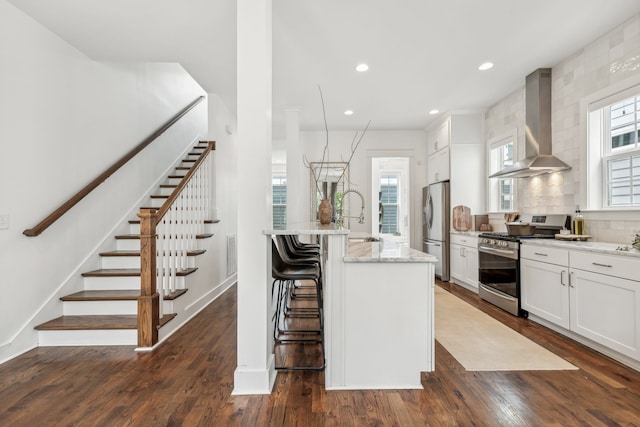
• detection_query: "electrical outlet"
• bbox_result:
[0,213,9,230]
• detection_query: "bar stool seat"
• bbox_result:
[271,238,325,371]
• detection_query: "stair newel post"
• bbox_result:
[138,208,159,348]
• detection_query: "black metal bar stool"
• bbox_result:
[271,238,325,371]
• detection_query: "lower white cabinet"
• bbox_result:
[450,234,478,290]
[521,258,570,328]
[570,269,640,360]
[521,243,640,363]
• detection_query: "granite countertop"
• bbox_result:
[264,222,350,235]
[344,238,437,263]
[521,239,640,259]
[450,230,483,237]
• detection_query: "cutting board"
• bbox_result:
[452,205,472,231]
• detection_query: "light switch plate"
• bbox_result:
[0,213,9,230]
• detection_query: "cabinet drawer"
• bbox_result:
[451,234,477,247]
[521,245,569,265]
[570,251,640,281]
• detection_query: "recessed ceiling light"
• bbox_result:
[355,63,369,72]
[344,110,354,116]
[429,109,439,115]
[478,62,494,71]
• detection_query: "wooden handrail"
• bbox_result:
[23,95,206,237]
[154,141,215,224]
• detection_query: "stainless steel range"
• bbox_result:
[477,214,569,316]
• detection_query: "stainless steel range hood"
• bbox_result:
[489,68,571,178]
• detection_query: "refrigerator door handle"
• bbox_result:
[422,240,441,247]
[427,194,434,230]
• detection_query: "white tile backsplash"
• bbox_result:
[484,13,640,244]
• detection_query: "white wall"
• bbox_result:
[485,13,640,242]
[298,130,427,249]
[0,0,209,362]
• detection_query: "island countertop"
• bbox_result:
[344,238,437,263]
[264,222,350,235]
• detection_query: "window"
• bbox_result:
[487,133,516,212]
[587,87,640,209]
[272,175,287,229]
[380,174,399,235]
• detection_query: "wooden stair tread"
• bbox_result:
[175,166,191,171]
[99,249,206,257]
[115,233,213,240]
[165,289,188,300]
[61,290,139,301]
[159,184,178,188]
[168,175,186,179]
[35,314,177,330]
[128,219,217,224]
[81,267,198,277]
[150,195,169,199]
[61,289,189,301]
[35,315,138,330]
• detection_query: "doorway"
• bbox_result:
[371,157,410,245]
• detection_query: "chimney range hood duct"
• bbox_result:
[489,68,571,178]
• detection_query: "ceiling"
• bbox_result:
[9,0,640,138]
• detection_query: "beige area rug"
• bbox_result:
[435,287,578,371]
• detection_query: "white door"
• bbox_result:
[372,157,410,245]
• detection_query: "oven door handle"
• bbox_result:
[479,283,517,302]
[478,245,518,259]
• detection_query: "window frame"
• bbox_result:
[486,130,517,213]
[272,174,287,229]
[583,80,640,211]
[379,173,401,235]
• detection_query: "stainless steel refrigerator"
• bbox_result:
[422,181,450,281]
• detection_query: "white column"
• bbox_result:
[285,108,306,225]
[233,0,276,395]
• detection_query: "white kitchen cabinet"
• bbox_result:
[426,113,485,212]
[450,234,478,291]
[569,255,640,361]
[427,147,449,184]
[521,258,570,328]
[427,119,450,156]
[521,242,640,364]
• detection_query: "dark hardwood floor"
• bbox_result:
[2,281,640,426]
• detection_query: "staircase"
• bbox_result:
[35,142,214,346]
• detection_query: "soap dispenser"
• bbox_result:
[573,206,585,235]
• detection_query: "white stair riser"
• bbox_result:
[63,300,137,316]
[102,256,140,269]
[117,239,141,251]
[149,198,166,208]
[83,276,141,291]
[158,187,175,196]
[38,329,137,346]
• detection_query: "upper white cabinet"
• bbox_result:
[426,113,485,214]
[427,147,449,184]
[427,119,450,156]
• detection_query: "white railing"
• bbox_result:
[138,141,214,347]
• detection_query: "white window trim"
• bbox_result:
[486,129,517,213]
[580,74,640,212]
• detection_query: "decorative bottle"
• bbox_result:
[573,207,585,235]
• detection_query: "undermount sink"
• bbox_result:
[348,236,381,243]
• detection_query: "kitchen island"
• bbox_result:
[265,224,437,390]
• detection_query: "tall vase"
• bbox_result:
[318,199,333,225]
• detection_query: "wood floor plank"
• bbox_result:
[3,281,640,426]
